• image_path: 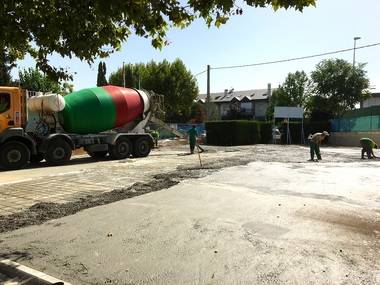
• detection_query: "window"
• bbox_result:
[0,93,11,113]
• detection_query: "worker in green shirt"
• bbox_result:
[151,130,159,147]
[360,138,378,159]
[187,125,198,154]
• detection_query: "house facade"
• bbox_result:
[360,92,380,108]
[197,84,273,120]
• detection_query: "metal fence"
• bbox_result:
[331,115,380,132]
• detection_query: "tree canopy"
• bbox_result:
[309,59,370,118]
[1,0,316,81]
[109,59,199,122]
[267,70,310,119]
[0,48,16,86]
[268,59,370,121]
[18,68,73,95]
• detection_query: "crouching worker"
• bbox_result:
[308,131,329,161]
[360,138,377,159]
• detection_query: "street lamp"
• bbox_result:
[353,37,361,67]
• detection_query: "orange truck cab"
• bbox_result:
[0,87,25,132]
[0,86,37,170]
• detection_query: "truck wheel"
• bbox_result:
[132,137,151,158]
[45,139,72,165]
[0,141,30,170]
[30,153,44,164]
[87,151,108,159]
[109,137,132,160]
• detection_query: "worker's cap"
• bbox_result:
[322,131,329,136]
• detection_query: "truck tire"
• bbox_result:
[132,137,151,158]
[87,151,108,159]
[0,141,30,170]
[109,137,132,160]
[30,153,44,164]
[45,139,72,165]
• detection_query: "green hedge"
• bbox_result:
[259,122,273,144]
[205,120,331,146]
[205,120,270,146]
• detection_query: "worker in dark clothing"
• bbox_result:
[308,131,329,161]
[360,138,377,159]
[187,125,198,154]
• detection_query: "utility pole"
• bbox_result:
[353,37,361,67]
[206,65,211,120]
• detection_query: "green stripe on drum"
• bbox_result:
[59,87,116,134]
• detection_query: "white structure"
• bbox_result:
[360,92,380,108]
[274,106,305,144]
[274,106,304,119]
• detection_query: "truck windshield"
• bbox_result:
[0,93,10,113]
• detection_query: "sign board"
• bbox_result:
[274,106,304,119]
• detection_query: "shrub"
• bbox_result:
[205,120,261,146]
[259,122,273,144]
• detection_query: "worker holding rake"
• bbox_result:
[187,125,204,154]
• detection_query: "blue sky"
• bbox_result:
[12,0,380,93]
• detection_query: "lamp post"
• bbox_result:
[353,37,361,67]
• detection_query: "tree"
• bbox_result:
[0,49,16,86]
[109,59,199,122]
[18,68,72,95]
[108,63,144,88]
[308,59,370,118]
[97,62,108,87]
[1,0,316,81]
[189,102,206,123]
[266,71,310,119]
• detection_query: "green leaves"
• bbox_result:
[109,59,199,122]
[1,0,316,81]
[18,68,72,95]
[266,70,310,119]
[310,59,370,117]
[267,58,369,121]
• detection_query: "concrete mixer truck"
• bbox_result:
[0,85,163,170]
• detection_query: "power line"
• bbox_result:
[210,42,380,70]
[194,70,207,77]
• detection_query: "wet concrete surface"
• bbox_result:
[0,144,379,284]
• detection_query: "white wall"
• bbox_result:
[361,97,380,108]
[329,132,380,146]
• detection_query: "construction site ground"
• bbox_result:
[0,141,379,284]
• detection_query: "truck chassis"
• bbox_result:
[0,128,153,170]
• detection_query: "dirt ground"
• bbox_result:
[0,142,379,284]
